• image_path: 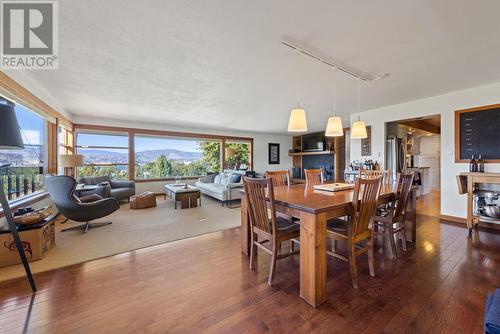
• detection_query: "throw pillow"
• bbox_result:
[214,174,222,184]
[204,173,216,183]
[231,174,242,183]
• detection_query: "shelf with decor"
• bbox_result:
[290,132,345,182]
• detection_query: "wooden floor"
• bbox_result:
[1,192,499,333]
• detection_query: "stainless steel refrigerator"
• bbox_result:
[386,136,406,181]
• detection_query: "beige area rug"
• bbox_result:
[0,195,240,282]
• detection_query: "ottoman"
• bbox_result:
[130,191,157,209]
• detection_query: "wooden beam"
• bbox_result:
[400,120,440,134]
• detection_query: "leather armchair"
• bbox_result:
[45,175,120,233]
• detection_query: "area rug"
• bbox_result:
[0,195,240,282]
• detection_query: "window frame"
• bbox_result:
[0,95,48,203]
[73,124,254,183]
[75,130,130,180]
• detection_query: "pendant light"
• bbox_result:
[287,52,308,132]
[351,77,368,139]
[325,68,343,137]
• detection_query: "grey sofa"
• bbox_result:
[45,175,119,233]
[78,175,135,202]
[194,170,245,206]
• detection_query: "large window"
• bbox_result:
[224,140,251,170]
[0,100,46,201]
[76,132,129,180]
[134,135,221,179]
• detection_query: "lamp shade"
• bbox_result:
[351,120,368,139]
[59,154,84,168]
[325,116,344,137]
[0,104,24,150]
[287,108,308,132]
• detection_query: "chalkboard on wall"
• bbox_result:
[455,104,500,162]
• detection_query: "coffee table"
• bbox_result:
[163,184,201,209]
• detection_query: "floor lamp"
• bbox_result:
[0,103,36,292]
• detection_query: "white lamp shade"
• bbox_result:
[325,116,344,137]
[287,108,308,132]
[351,120,368,139]
[59,154,84,168]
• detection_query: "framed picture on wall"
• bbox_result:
[268,143,280,164]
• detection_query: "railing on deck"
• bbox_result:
[0,167,44,201]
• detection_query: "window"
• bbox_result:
[0,99,46,201]
[76,132,129,180]
[58,125,73,174]
[224,140,252,170]
[134,135,221,179]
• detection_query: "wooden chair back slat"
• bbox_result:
[304,169,324,185]
[393,173,414,218]
[351,177,382,236]
[243,177,276,235]
[265,170,291,187]
[359,170,391,185]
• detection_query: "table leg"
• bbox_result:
[299,211,327,307]
[240,194,250,255]
[404,189,417,242]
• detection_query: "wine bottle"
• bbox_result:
[477,154,484,173]
[469,155,477,172]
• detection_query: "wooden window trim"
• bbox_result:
[74,124,254,181]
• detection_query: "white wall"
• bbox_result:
[350,81,500,219]
[72,116,293,193]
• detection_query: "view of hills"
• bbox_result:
[78,148,202,165]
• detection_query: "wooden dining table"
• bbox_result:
[240,182,417,308]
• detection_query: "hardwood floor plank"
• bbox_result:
[0,206,498,333]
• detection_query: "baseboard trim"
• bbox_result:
[440,214,500,231]
[439,214,466,224]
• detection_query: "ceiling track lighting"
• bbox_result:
[280,40,389,82]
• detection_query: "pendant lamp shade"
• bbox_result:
[351,120,368,139]
[325,116,343,137]
[0,104,24,150]
[287,108,308,132]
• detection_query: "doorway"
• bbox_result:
[385,115,441,217]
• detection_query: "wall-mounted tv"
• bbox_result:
[302,132,325,152]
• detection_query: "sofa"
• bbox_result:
[195,170,246,206]
[78,175,136,202]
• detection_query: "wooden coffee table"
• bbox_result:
[163,184,201,209]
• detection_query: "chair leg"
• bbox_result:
[348,242,359,289]
[332,239,338,252]
[387,222,398,259]
[61,221,112,233]
[268,240,278,286]
[291,240,294,253]
[249,233,255,269]
[400,223,407,252]
[377,225,384,254]
[367,238,375,277]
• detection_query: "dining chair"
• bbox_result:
[304,168,324,185]
[243,177,300,286]
[265,170,292,187]
[374,173,414,259]
[326,176,382,289]
[359,170,391,185]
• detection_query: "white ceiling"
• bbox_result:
[17,0,500,134]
